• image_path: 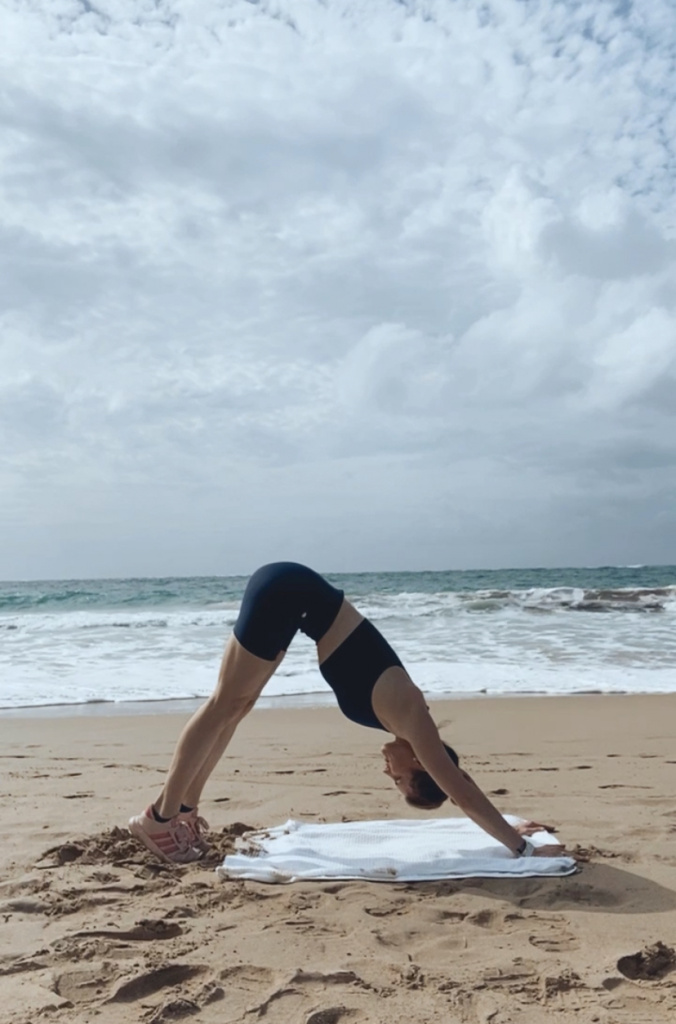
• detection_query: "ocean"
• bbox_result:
[1,566,675,713]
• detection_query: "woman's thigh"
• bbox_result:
[211,635,285,714]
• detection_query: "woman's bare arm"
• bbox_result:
[402,704,528,852]
[377,681,565,856]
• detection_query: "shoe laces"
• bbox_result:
[191,813,209,838]
[168,818,196,853]
[180,809,209,843]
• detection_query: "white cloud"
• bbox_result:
[1,0,675,577]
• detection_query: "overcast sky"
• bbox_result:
[1,0,675,580]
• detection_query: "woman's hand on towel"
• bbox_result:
[532,843,567,857]
[515,820,567,856]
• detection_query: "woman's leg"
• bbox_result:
[156,572,349,817]
[154,637,284,818]
[131,562,337,861]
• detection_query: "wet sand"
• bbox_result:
[1,694,676,1023]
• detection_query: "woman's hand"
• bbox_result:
[514,819,557,837]
[514,821,568,856]
[531,843,567,857]
[514,820,568,855]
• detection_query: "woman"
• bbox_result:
[129,563,565,863]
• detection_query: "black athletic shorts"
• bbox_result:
[233,562,344,661]
[233,562,403,731]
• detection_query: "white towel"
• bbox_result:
[216,815,577,883]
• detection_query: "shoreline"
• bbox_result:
[2,685,675,719]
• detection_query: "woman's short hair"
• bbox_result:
[405,743,460,809]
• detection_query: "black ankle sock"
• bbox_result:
[180,804,194,814]
[151,805,172,823]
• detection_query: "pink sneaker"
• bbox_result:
[128,806,203,864]
[179,809,211,854]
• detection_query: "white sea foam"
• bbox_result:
[2,584,675,709]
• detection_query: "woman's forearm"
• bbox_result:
[450,778,524,853]
[396,698,527,854]
[408,724,525,852]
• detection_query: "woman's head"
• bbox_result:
[405,743,460,809]
[381,738,460,808]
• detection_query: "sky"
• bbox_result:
[1,0,675,580]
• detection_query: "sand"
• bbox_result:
[1,693,676,1024]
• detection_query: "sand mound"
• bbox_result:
[36,822,256,871]
[617,942,676,982]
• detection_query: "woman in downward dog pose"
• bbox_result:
[129,563,565,863]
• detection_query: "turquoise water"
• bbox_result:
[1,565,675,709]
[2,564,674,613]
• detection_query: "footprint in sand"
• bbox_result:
[220,964,276,991]
[364,898,410,918]
[286,892,322,911]
[467,909,541,931]
[107,963,207,1003]
[240,968,368,1020]
[72,918,184,941]
[601,977,676,1023]
[540,969,585,998]
[519,880,622,911]
[528,928,579,953]
[370,925,421,949]
[0,897,49,915]
[477,959,542,994]
[90,870,120,884]
[145,996,200,1022]
[464,908,579,952]
[145,982,225,1023]
[54,962,122,1004]
[467,908,501,928]
[428,909,468,925]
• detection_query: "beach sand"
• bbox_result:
[1,694,675,1023]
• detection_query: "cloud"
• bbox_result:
[1,0,675,577]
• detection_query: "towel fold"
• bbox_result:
[216,815,577,883]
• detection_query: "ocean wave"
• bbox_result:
[2,586,673,633]
[3,567,675,712]
[106,619,169,629]
[472,586,674,613]
[3,660,676,712]
[0,610,238,633]
[3,566,676,614]
[360,585,676,618]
